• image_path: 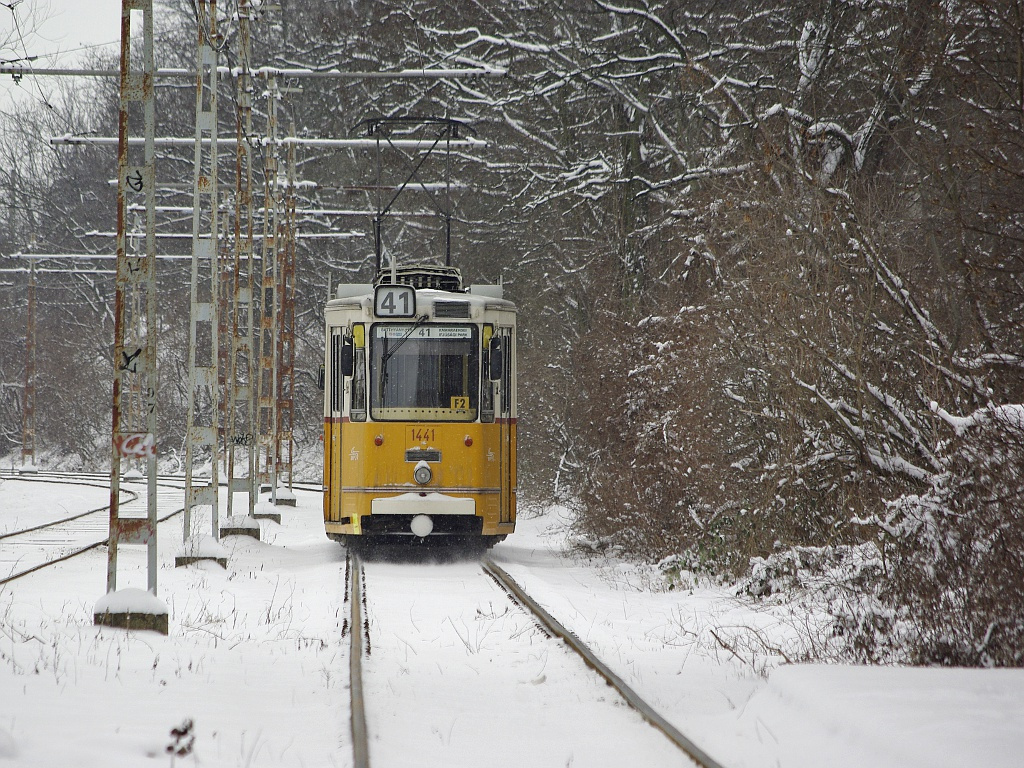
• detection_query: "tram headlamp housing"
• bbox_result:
[413,461,432,485]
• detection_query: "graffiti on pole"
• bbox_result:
[113,432,157,459]
[119,347,143,373]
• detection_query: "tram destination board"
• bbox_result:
[375,326,473,340]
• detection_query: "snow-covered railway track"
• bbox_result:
[0,469,323,494]
[0,480,133,543]
[0,475,185,585]
[344,550,720,768]
[347,553,371,768]
[483,558,725,768]
[0,469,130,486]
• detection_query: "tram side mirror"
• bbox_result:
[340,340,355,378]
[317,364,325,391]
[488,337,504,381]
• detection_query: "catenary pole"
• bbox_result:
[96,0,167,635]
[182,0,222,543]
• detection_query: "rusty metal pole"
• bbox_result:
[257,75,281,503]
[106,0,160,598]
[182,0,221,541]
[21,255,36,470]
[218,204,232,476]
[226,0,258,521]
[276,130,297,493]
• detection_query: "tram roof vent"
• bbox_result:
[335,283,373,300]
[469,284,503,300]
[374,265,463,292]
[434,300,471,319]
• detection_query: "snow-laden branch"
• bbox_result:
[796,19,829,98]
[929,401,1024,437]
[953,353,1024,371]
[793,332,942,473]
[797,378,932,482]
[848,229,948,350]
[591,0,688,60]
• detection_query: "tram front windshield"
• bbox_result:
[370,324,479,421]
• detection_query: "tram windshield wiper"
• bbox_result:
[379,314,429,405]
[381,314,429,369]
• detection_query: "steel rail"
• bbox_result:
[348,552,370,768]
[0,475,187,586]
[0,472,321,588]
[0,470,323,495]
[0,491,137,542]
[482,557,727,768]
[0,473,140,544]
[0,504,185,587]
[0,470,120,482]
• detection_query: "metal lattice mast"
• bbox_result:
[276,132,297,491]
[257,74,281,501]
[21,255,36,469]
[183,0,220,539]
[107,0,159,595]
[217,204,232,475]
[226,0,258,519]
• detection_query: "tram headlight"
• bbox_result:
[413,461,432,485]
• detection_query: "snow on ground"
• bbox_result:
[1,479,349,768]
[0,479,111,534]
[361,557,686,767]
[497,509,1024,768]
[0,478,1021,767]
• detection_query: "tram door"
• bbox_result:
[327,326,344,521]
[496,327,514,524]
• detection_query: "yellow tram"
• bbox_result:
[322,266,517,547]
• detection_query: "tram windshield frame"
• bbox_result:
[369,323,480,422]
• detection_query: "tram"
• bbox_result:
[322,266,517,547]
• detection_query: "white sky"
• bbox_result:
[1,0,123,109]
[2,0,122,60]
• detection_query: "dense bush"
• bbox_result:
[867,409,1024,666]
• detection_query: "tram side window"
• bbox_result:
[481,348,495,423]
[330,333,342,414]
[351,346,366,421]
[501,331,512,417]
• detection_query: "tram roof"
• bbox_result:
[327,284,515,315]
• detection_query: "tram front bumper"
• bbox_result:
[366,492,478,537]
[370,491,476,517]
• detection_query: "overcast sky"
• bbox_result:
[3,0,122,59]
[1,0,122,108]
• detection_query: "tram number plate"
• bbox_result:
[451,396,469,411]
[375,284,416,318]
[411,427,436,443]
